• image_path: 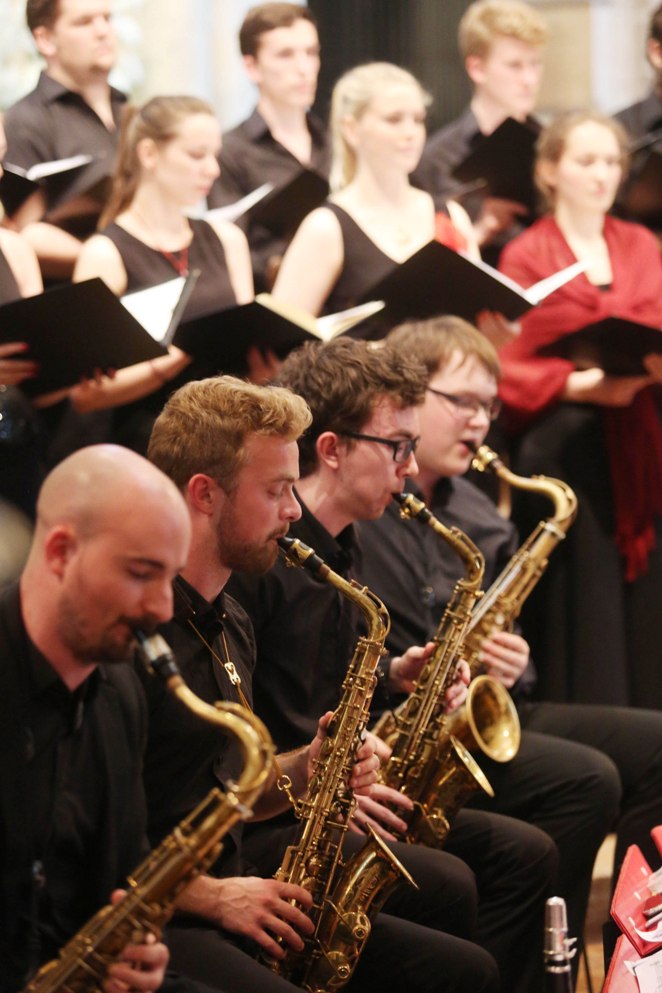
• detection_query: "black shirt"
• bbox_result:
[208,108,330,291]
[3,71,125,233]
[356,477,537,701]
[137,577,256,879]
[615,89,662,144]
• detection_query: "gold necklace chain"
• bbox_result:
[186,616,298,808]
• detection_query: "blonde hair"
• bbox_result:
[459,0,548,60]
[100,95,217,227]
[535,110,629,211]
[329,62,431,192]
[147,375,311,494]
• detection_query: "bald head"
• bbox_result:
[22,445,191,685]
[35,444,188,541]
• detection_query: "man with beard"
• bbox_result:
[0,443,192,992]
[227,338,558,993]
[142,372,501,993]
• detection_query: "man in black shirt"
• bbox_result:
[413,0,547,262]
[0,443,192,992]
[208,4,330,290]
[228,338,560,993]
[144,373,500,993]
[357,315,662,953]
[4,0,125,277]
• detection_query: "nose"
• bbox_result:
[143,580,174,625]
[401,450,419,478]
[205,154,220,180]
[283,488,302,523]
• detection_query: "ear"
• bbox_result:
[32,25,57,61]
[340,114,359,151]
[316,431,343,471]
[135,136,159,171]
[465,54,486,86]
[648,38,662,72]
[186,473,219,516]
[43,525,77,579]
[243,54,261,86]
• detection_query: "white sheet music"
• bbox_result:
[633,947,662,991]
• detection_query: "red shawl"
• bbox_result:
[499,215,662,580]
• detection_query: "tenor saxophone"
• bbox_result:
[269,536,416,993]
[443,444,578,760]
[22,632,273,993]
[374,492,495,850]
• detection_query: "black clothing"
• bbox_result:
[0,584,144,990]
[138,576,500,993]
[228,496,559,993]
[412,106,538,264]
[209,109,330,292]
[614,90,662,231]
[4,71,125,235]
[99,219,237,454]
[0,246,20,301]
[356,476,662,935]
[321,203,397,315]
[102,219,236,318]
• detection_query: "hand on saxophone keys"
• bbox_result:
[103,891,169,993]
[350,784,414,841]
[307,711,380,792]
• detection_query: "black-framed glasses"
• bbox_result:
[340,432,420,463]
[427,387,502,421]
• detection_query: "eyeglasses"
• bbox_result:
[427,387,502,421]
[340,432,420,463]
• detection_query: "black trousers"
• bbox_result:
[519,702,662,883]
[469,726,621,950]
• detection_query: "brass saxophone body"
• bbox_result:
[23,633,273,993]
[375,492,494,849]
[270,536,416,993]
[444,444,578,761]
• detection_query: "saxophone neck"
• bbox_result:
[471,444,578,531]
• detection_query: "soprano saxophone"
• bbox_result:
[22,632,273,993]
[444,444,578,759]
[374,492,495,849]
[269,536,416,993]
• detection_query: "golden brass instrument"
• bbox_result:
[22,632,273,993]
[444,444,578,760]
[375,492,494,849]
[270,536,416,993]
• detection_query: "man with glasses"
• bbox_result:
[356,315,662,969]
[228,336,561,993]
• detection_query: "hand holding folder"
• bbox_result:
[0,278,166,397]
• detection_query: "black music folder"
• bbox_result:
[247,168,329,238]
[0,154,93,216]
[172,294,383,372]
[358,240,585,327]
[451,117,539,210]
[0,278,166,397]
[537,316,662,376]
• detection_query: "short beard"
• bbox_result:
[58,593,139,665]
[216,531,279,575]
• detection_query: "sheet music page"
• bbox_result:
[633,947,662,991]
[204,182,273,223]
[121,277,186,342]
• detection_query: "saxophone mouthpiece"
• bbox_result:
[277,535,328,576]
[277,535,294,552]
[135,630,181,683]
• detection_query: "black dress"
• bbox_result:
[321,203,398,315]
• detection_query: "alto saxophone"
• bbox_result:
[22,632,273,993]
[269,536,416,993]
[374,492,494,849]
[444,444,578,759]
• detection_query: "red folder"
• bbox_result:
[610,844,662,957]
[651,824,662,858]
[602,933,640,993]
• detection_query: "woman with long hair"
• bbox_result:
[71,95,253,449]
[497,109,662,707]
[271,62,481,318]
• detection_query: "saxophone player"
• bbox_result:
[142,373,500,993]
[227,337,558,993]
[0,445,201,993]
[357,314,662,971]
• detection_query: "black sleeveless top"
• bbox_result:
[322,203,398,315]
[0,246,20,304]
[102,217,236,319]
